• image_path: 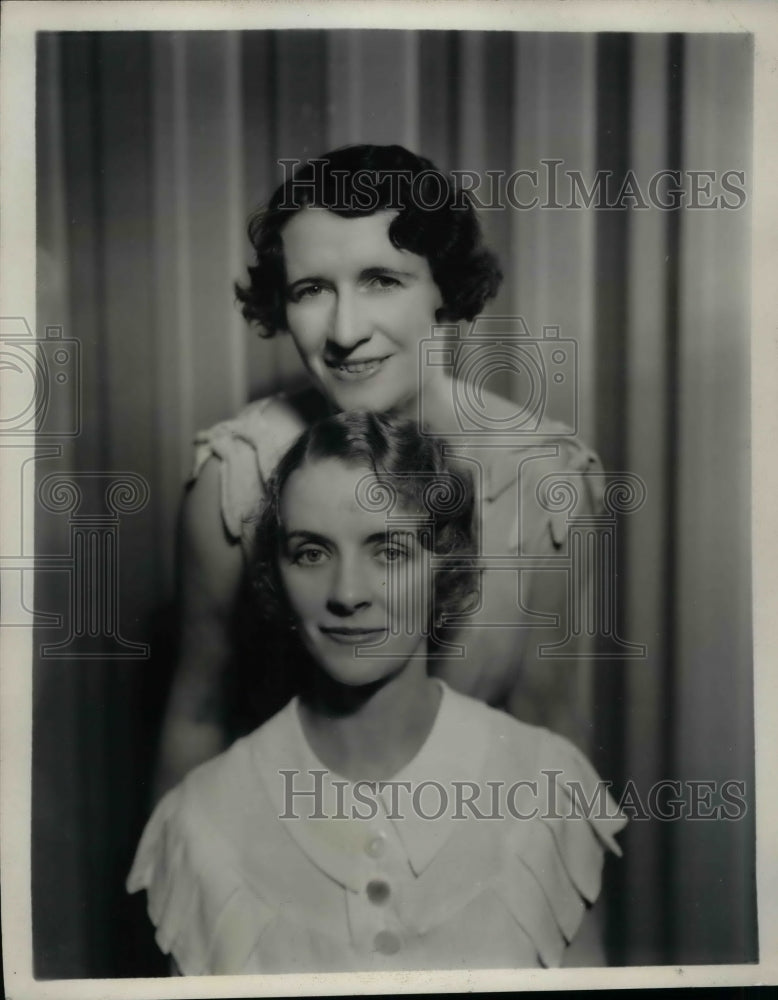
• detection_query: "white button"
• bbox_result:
[365,833,386,859]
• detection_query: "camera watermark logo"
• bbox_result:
[419,316,578,436]
[0,317,81,437]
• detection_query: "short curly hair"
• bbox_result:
[235,144,503,336]
[251,411,478,635]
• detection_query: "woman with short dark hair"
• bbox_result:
[236,144,502,334]
[155,144,604,797]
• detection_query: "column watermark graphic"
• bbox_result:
[0,316,150,658]
[534,471,647,658]
[36,473,150,658]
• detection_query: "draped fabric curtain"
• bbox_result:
[34,30,754,976]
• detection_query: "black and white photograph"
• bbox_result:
[1,0,776,995]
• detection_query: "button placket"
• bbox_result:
[346,878,402,957]
[345,824,406,956]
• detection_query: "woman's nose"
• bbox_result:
[326,557,372,616]
[328,290,370,349]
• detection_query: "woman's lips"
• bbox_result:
[319,626,387,646]
[324,355,391,381]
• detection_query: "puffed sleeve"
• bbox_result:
[505,429,604,554]
[189,395,311,547]
[189,400,273,545]
[494,728,626,968]
[126,783,277,975]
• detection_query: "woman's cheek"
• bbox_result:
[286,306,322,350]
[280,568,321,617]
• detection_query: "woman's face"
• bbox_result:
[281,208,444,415]
[278,457,430,688]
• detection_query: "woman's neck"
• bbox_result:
[363,370,462,437]
[298,660,441,783]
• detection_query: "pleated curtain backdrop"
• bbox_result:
[34,30,754,975]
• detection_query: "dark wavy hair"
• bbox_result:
[251,411,478,636]
[235,144,503,336]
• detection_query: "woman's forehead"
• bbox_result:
[280,459,424,532]
[280,207,416,275]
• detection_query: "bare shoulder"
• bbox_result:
[180,457,243,606]
[182,455,227,541]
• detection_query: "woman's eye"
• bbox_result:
[293,547,328,566]
[378,545,408,564]
[289,283,325,302]
[366,274,400,291]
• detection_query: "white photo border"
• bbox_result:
[1,1,776,996]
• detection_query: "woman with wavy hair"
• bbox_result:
[131,412,624,973]
[156,144,604,794]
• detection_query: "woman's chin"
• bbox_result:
[311,652,419,694]
[316,368,414,416]
[319,661,399,689]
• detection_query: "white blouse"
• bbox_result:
[128,682,626,974]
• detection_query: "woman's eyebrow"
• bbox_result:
[363,530,416,545]
[284,530,415,545]
[360,266,417,281]
[285,275,328,291]
[283,529,331,546]
[286,267,416,291]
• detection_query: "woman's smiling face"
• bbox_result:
[278,457,431,688]
[281,208,444,415]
